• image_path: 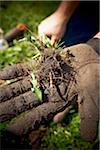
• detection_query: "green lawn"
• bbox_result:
[0,1,98,150]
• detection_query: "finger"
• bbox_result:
[41,33,47,44]
[0,91,41,122]
[51,35,58,46]
[0,63,32,80]
[78,93,99,142]
[38,30,45,43]
[38,24,51,43]
[38,25,45,42]
[77,62,99,142]
[7,101,66,136]
[53,105,72,123]
[0,76,32,102]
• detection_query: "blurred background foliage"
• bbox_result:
[0,1,99,149]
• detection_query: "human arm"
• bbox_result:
[38,1,80,45]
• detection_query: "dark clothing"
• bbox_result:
[61,1,99,47]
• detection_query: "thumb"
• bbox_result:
[51,35,58,46]
[53,106,72,123]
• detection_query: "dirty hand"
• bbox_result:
[38,11,67,45]
[0,50,76,136]
[54,38,99,142]
[0,38,99,142]
[0,61,42,122]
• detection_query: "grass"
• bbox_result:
[41,112,97,150]
[0,1,59,33]
[0,1,99,150]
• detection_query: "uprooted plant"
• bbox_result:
[0,32,99,148]
[0,41,77,136]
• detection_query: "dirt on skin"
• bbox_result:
[0,48,77,135]
[0,48,77,149]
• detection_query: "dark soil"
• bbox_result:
[37,49,76,103]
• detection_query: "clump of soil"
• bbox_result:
[37,48,76,103]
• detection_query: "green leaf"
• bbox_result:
[31,72,42,101]
[31,72,37,87]
[34,87,42,101]
[32,52,41,59]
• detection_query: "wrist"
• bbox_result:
[54,9,69,24]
